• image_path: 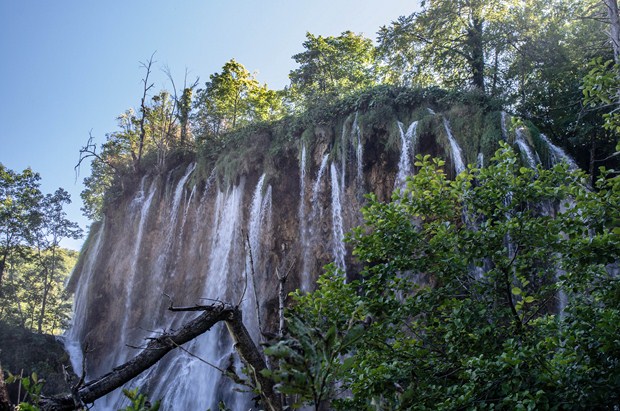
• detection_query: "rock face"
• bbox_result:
[0,322,75,402]
[65,100,563,410]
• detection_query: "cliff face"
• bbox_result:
[64,96,570,410]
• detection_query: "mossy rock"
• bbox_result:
[0,322,75,398]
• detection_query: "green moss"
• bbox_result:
[480,111,504,166]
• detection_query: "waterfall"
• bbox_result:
[66,102,586,410]
[340,122,347,196]
[442,118,466,174]
[353,113,363,187]
[166,163,196,248]
[63,219,107,379]
[477,152,484,168]
[298,145,307,258]
[501,111,508,140]
[395,121,418,190]
[246,174,270,337]
[117,179,157,360]
[539,133,578,170]
[330,163,346,271]
[515,128,539,168]
[302,154,329,291]
[153,181,248,411]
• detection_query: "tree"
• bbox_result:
[0,165,81,334]
[32,189,82,333]
[269,146,620,409]
[5,248,78,334]
[378,0,511,90]
[194,59,284,139]
[288,31,377,105]
[0,165,42,289]
[603,0,620,63]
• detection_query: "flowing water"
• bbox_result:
[540,133,578,170]
[395,121,418,190]
[442,117,466,174]
[302,153,329,291]
[330,163,346,271]
[515,128,539,168]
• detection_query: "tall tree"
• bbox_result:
[33,189,82,333]
[288,31,377,105]
[603,0,620,63]
[194,59,284,138]
[378,0,510,90]
[0,165,42,289]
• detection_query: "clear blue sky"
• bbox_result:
[0,1,418,250]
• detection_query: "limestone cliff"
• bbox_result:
[64,91,572,410]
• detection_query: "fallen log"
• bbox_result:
[39,304,233,411]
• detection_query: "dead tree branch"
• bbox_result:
[74,130,119,181]
[40,301,283,411]
[39,303,233,411]
[136,52,156,172]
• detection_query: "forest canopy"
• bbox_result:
[0,165,81,334]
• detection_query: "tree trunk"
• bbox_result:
[39,304,234,411]
[0,249,8,290]
[0,365,11,411]
[224,310,282,411]
[604,0,620,64]
[467,17,485,91]
[37,268,50,334]
[39,303,282,411]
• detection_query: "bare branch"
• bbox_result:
[74,130,118,182]
[136,51,157,171]
[39,304,232,411]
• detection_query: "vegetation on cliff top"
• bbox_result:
[78,0,619,221]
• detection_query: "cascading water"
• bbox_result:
[501,111,509,140]
[442,117,466,174]
[152,181,249,411]
[301,153,329,291]
[247,174,271,337]
[330,163,346,271]
[540,133,578,170]
[116,179,157,362]
[395,121,418,190]
[515,128,539,168]
[64,219,107,379]
[353,113,363,187]
[298,145,307,265]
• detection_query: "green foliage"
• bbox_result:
[6,372,44,410]
[263,269,365,409]
[0,165,81,334]
[270,145,620,409]
[119,387,161,411]
[288,31,378,107]
[194,59,285,140]
[583,57,620,136]
[378,0,510,89]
